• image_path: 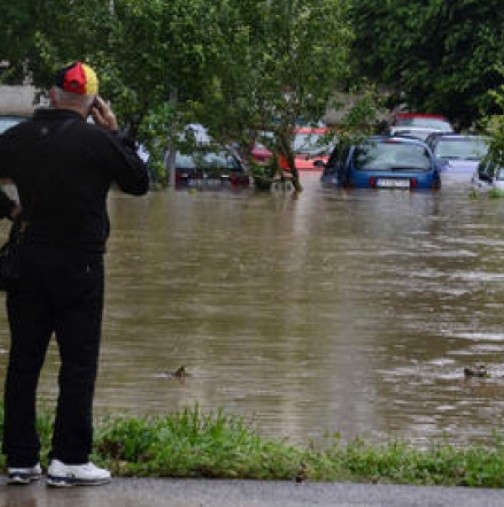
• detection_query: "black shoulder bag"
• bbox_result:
[0,218,25,291]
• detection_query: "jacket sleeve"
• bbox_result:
[106,131,150,196]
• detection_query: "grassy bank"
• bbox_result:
[1,403,504,488]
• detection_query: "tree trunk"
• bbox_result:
[167,88,178,187]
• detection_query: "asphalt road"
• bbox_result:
[1,478,504,507]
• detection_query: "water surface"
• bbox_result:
[1,174,504,448]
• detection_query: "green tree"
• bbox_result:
[1,0,355,188]
[485,67,504,167]
[1,0,220,183]
[196,0,352,192]
[349,0,504,129]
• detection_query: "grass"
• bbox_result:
[2,403,504,487]
[487,188,504,198]
[469,187,504,199]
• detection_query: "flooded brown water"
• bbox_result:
[1,173,504,448]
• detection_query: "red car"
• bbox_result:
[251,141,273,164]
[290,127,332,171]
[252,127,333,171]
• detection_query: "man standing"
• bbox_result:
[0,61,149,486]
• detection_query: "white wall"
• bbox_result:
[0,85,39,116]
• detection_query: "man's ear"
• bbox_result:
[49,87,58,107]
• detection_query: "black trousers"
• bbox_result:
[2,245,104,467]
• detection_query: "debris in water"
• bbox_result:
[464,364,488,378]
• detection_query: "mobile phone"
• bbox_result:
[88,96,102,118]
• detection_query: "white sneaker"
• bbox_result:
[47,459,111,487]
[7,463,42,485]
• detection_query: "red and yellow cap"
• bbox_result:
[55,61,98,96]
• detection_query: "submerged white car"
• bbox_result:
[471,160,504,191]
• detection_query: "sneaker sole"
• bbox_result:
[8,473,41,485]
[47,475,111,487]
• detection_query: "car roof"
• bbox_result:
[427,133,488,141]
[295,126,328,134]
[365,135,428,146]
[394,112,448,121]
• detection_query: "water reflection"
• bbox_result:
[1,174,504,448]
[0,480,144,507]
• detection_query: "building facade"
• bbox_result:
[0,85,38,116]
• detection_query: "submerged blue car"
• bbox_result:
[320,135,441,190]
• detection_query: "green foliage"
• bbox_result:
[482,66,504,173]
[349,0,504,128]
[3,0,504,142]
[137,102,178,185]
[192,0,354,192]
[94,405,303,478]
[2,402,504,486]
[248,160,279,192]
[487,188,504,199]
[1,0,356,187]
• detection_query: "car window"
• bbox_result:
[496,168,504,181]
[355,142,431,171]
[176,151,242,171]
[293,132,326,154]
[434,138,488,160]
[395,117,451,130]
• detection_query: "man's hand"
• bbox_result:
[91,96,119,131]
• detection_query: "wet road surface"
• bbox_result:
[1,477,504,507]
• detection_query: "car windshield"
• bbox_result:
[292,132,329,155]
[434,137,488,160]
[495,167,504,181]
[176,151,242,171]
[354,141,431,171]
[395,117,451,130]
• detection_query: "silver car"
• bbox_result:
[0,115,26,135]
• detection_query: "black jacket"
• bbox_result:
[0,108,149,253]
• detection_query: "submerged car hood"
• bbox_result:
[440,159,480,173]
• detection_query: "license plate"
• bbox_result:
[188,178,222,187]
[376,178,410,188]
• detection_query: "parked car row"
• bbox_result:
[167,124,336,190]
[319,131,491,192]
[2,114,494,193]
[163,128,492,192]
